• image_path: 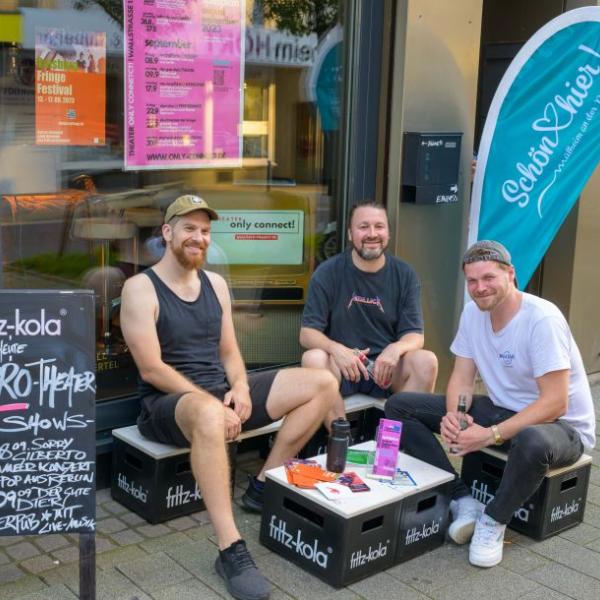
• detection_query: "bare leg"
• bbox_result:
[175,392,239,550]
[257,368,339,479]
[390,349,438,393]
[301,349,346,426]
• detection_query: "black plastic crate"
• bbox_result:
[395,481,452,563]
[461,448,592,540]
[111,426,237,524]
[259,479,398,587]
[259,443,454,586]
[361,406,383,441]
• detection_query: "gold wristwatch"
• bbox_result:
[490,424,504,446]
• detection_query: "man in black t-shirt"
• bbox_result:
[300,202,438,398]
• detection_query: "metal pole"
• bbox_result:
[79,532,96,600]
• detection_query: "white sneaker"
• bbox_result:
[469,514,506,568]
[448,496,484,544]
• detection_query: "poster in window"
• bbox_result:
[35,28,106,146]
[124,0,245,170]
[210,211,304,265]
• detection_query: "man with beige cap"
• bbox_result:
[120,194,340,600]
[385,240,595,569]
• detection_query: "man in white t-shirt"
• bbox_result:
[385,240,596,568]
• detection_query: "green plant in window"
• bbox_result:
[74,0,123,26]
[74,0,339,36]
[10,251,117,282]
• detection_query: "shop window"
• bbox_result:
[0,0,345,401]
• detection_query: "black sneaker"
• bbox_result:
[215,539,271,600]
[241,476,264,513]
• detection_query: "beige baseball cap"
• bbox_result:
[164,194,219,223]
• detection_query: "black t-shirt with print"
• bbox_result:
[302,251,424,357]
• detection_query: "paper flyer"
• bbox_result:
[124,0,245,170]
[35,27,106,146]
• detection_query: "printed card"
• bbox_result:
[315,482,354,500]
[337,471,371,492]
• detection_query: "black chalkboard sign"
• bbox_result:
[0,290,96,536]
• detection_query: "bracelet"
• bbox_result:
[490,424,504,446]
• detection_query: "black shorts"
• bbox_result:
[137,369,279,447]
[340,376,391,399]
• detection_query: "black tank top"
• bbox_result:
[138,268,226,396]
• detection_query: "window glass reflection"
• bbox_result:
[0,0,344,401]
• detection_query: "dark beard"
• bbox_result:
[353,239,387,260]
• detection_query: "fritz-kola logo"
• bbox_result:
[166,484,202,508]
[551,499,580,523]
[0,309,62,337]
[347,293,384,312]
[405,519,440,545]
[349,541,389,569]
[117,473,148,503]
[498,350,515,367]
[268,515,331,568]
[471,480,530,522]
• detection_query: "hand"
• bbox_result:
[450,424,494,456]
[223,406,242,441]
[373,344,402,388]
[330,344,370,382]
[224,382,252,423]
[440,411,474,446]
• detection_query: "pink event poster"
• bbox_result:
[124,0,245,170]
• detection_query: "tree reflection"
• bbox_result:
[263,0,338,36]
[74,0,339,37]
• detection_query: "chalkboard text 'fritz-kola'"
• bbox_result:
[0,309,61,337]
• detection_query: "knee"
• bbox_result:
[405,349,438,385]
[187,396,225,441]
[510,427,551,465]
[385,392,417,420]
[315,369,339,408]
[301,348,330,369]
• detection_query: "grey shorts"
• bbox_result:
[137,369,279,447]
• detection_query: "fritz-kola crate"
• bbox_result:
[395,483,452,563]
[461,447,592,540]
[111,425,237,524]
[260,441,453,587]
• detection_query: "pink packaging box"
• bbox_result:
[371,418,403,479]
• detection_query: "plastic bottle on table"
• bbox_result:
[326,418,351,473]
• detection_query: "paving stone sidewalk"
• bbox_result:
[1,381,599,600]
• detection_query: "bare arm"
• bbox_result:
[446,356,478,413]
[440,357,477,447]
[299,326,368,382]
[207,271,251,421]
[390,332,424,356]
[454,369,569,455]
[120,275,197,394]
[300,326,342,355]
[485,369,568,441]
[374,332,425,387]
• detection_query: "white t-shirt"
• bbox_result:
[451,293,596,448]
